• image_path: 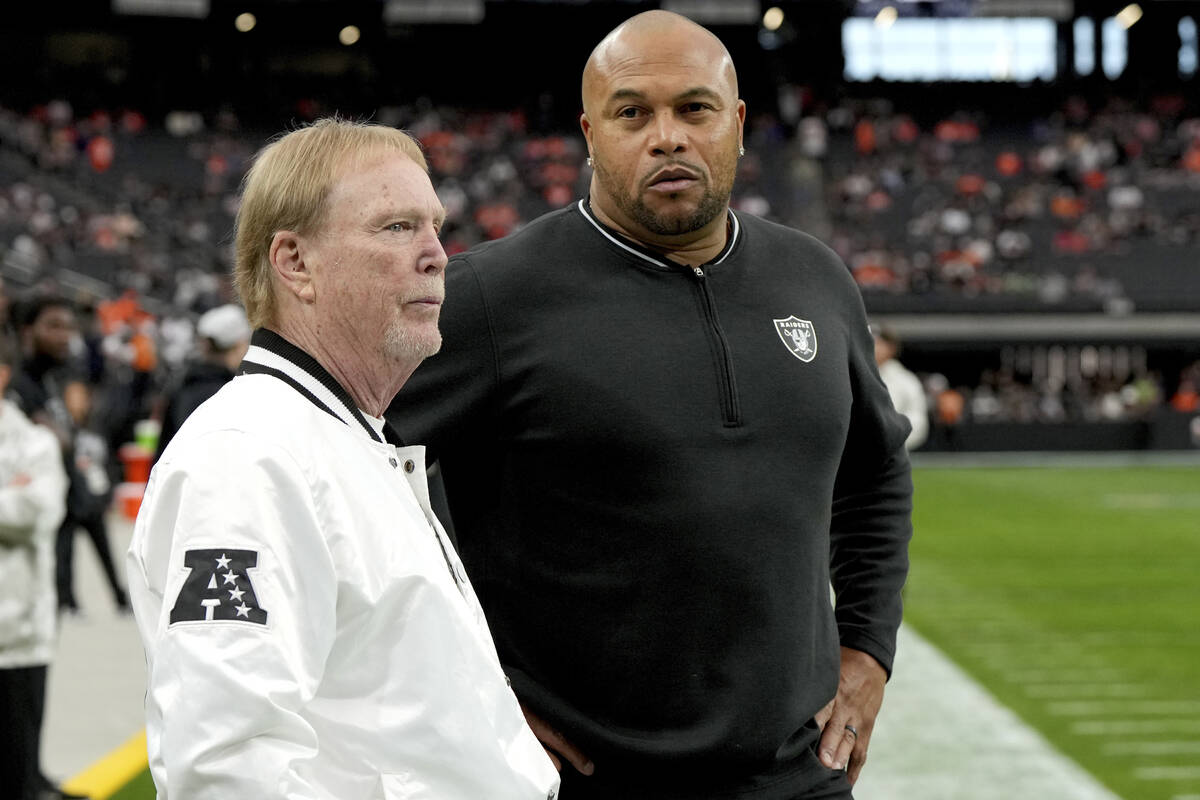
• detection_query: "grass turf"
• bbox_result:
[905,465,1200,800]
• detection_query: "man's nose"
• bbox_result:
[648,113,687,156]
[419,228,448,275]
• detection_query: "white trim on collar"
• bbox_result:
[576,200,740,269]
[242,345,362,432]
[713,211,740,265]
[577,200,671,269]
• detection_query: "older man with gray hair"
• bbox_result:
[128,118,559,800]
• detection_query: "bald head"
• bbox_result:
[582,10,739,117]
[577,9,746,258]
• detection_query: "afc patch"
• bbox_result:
[773,316,818,363]
[169,549,268,626]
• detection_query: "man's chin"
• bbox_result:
[638,208,712,237]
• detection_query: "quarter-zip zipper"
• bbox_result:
[690,266,742,427]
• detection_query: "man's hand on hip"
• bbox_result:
[814,646,887,785]
[520,702,595,777]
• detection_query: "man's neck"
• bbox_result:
[589,197,729,268]
[266,321,419,418]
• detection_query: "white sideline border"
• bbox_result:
[856,625,1124,800]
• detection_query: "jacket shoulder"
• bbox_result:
[161,376,317,460]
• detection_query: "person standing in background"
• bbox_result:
[10,295,129,615]
[153,303,251,463]
[873,324,928,451]
[0,331,70,800]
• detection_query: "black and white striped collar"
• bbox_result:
[239,329,404,446]
[576,198,741,271]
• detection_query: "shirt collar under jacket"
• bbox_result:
[239,328,405,447]
[577,198,741,271]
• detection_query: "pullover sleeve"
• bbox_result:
[128,430,338,799]
[829,300,914,677]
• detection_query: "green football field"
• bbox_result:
[93,463,1200,799]
[905,463,1200,800]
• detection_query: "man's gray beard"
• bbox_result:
[383,321,441,363]
[596,164,730,236]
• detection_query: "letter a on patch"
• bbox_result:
[170,549,268,626]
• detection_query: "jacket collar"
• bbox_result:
[576,198,740,271]
[239,329,404,446]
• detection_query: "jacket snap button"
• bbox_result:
[388,458,398,468]
[403,460,415,473]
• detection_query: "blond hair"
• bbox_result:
[234,118,428,328]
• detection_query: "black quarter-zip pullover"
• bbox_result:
[388,200,913,799]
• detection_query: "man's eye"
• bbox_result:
[388,222,413,232]
[682,103,708,114]
[617,107,642,119]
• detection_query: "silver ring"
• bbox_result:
[844,724,858,739]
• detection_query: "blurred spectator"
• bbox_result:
[8,295,77,449]
[153,304,250,463]
[59,380,128,615]
[7,295,125,615]
[873,325,928,450]
[1172,363,1199,412]
[0,331,69,800]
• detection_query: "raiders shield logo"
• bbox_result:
[773,317,818,363]
[169,549,268,626]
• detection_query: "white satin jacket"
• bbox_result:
[128,330,559,800]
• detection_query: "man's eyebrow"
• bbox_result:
[674,87,722,103]
[368,207,446,227]
[608,88,647,103]
[607,86,722,104]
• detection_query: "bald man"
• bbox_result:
[389,11,912,799]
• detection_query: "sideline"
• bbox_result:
[61,730,147,800]
[854,626,1123,800]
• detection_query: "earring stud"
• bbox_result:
[738,145,745,157]
[586,156,593,168]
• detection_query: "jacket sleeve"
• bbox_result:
[829,301,914,677]
[0,425,67,544]
[128,430,338,799]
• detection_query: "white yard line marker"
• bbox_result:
[1102,493,1200,509]
[1024,683,1151,699]
[1009,668,1127,683]
[1074,720,1200,735]
[1104,741,1200,756]
[1134,766,1200,781]
[1049,700,1200,716]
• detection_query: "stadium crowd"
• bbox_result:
[1,92,1199,469]
[821,93,1200,312]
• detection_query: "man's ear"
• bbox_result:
[269,230,315,304]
